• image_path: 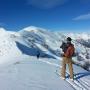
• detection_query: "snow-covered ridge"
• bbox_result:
[22,26,47,33]
[0,26,90,90]
[0,28,22,64]
[0,26,90,71]
[65,33,90,40]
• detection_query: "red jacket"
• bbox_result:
[64,44,75,58]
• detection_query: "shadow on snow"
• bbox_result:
[65,71,90,80]
[74,71,90,80]
[15,41,56,59]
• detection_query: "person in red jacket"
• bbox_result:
[60,37,75,81]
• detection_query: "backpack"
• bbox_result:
[60,42,68,53]
[64,44,75,58]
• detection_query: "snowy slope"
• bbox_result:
[0,56,73,90]
[0,28,22,64]
[0,26,90,90]
[0,26,90,70]
[0,55,90,90]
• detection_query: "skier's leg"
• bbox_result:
[61,58,66,78]
[68,61,73,79]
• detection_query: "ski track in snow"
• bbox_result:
[55,71,82,90]
[38,58,90,90]
[0,56,90,90]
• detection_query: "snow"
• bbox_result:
[0,56,71,90]
[0,26,90,90]
[22,26,47,33]
[0,55,90,90]
[0,28,22,64]
[64,33,90,40]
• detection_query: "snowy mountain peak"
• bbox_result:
[0,27,6,32]
[0,28,9,37]
[22,26,47,33]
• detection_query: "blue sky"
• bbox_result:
[0,0,90,32]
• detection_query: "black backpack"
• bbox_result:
[60,42,68,53]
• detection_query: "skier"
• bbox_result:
[60,37,75,81]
